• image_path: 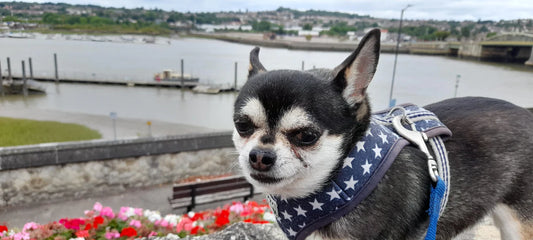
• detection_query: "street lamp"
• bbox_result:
[389,4,412,107]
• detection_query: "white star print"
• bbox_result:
[298,223,306,228]
[365,129,373,136]
[356,141,366,152]
[282,210,292,221]
[287,227,297,236]
[326,188,340,201]
[309,198,324,211]
[343,157,354,169]
[362,160,372,175]
[280,196,289,203]
[294,205,307,217]
[372,144,382,158]
[344,176,359,190]
[378,131,389,144]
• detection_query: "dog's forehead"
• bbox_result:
[235,70,325,127]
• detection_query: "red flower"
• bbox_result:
[84,223,93,230]
[59,218,85,230]
[214,209,230,227]
[0,225,7,233]
[93,216,104,229]
[190,212,205,221]
[190,226,204,235]
[120,227,138,237]
[76,230,90,238]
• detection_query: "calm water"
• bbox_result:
[1,36,533,130]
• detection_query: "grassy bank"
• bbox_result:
[0,117,101,147]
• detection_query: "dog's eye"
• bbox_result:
[290,129,320,146]
[235,120,255,137]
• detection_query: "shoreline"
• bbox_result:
[187,32,410,53]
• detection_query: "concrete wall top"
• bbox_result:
[0,131,234,171]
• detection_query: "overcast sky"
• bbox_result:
[17,0,533,21]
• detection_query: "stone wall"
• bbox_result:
[0,132,239,207]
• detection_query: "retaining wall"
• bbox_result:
[0,132,239,207]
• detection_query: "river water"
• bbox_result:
[1,35,532,130]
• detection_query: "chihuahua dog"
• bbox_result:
[232,29,533,239]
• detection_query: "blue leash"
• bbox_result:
[424,176,446,240]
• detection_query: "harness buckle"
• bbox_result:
[392,115,439,182]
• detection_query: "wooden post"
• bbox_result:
[54,53,58,82]
[28,57,34,79]
[234,62,238,90]
[22,60,27,96]
[7,57,12,80]
[180,59,184,88]
[0,61,3,96]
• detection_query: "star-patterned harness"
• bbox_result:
[268,104,452,240]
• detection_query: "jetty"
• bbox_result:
[11,76,199,88]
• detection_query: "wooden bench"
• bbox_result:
[168,175,258,212]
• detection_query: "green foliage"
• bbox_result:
[251,20,272,32]
[276,7,369,19]
[193,12,239,24]
[302,23,312,30]
[486,32,498,38]
[433,31,450,41]
[40,12,171,35]
[1,15,22,22]
[389,25,451,41]
[321,22,356,36]
[0,117,101,147]
[460,24,475,39]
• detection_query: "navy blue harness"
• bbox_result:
[268,104,452,240]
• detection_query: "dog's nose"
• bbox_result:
[249,148,276,172]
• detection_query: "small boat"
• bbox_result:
[192,85,221,94]
[154,69,199,82]
[7,32,32,38]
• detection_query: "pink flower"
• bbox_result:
[100,206,115,218]
[229,202,244,214]
[93,202,103,212]
[176,217,193,233]
[159,219,169,227]
[148,231,158,237]
[134,208,143,216]
[104,231,120,239]
[129,220,142,228]
[12,232,30,240]
[22,222,39,232]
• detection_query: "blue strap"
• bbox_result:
[424,176,446,240]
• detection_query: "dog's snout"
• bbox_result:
[249,148,276,171]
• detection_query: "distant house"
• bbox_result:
[199,24,252,33]
[298,30,320,37]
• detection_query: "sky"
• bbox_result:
[16,0,533,21]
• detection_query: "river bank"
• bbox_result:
[188,32,410,53]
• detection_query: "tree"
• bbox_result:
[433,31,450,41]
[252,21,272,32]
[460,25,474,39]
[302,23,312,30]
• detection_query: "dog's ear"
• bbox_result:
[248,47,267,78]
[331,29,380,107]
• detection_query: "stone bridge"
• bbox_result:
[480,33,533,65]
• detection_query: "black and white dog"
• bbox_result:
[232,29,533,239]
